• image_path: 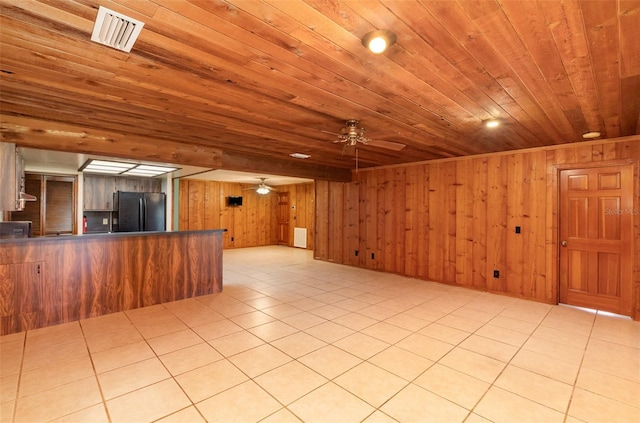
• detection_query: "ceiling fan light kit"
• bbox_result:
[362,30,396,54]
[244,178,276,195]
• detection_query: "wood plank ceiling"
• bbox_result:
[1,0,639,181]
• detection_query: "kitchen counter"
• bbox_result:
[0,228,226,243]
[0,229,225,335]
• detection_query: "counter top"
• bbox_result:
[0,228,227,244]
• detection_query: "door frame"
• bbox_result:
[552,158,639,319]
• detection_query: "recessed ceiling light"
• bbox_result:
[582,131,601,139]
[362,30,397,54]
[290,153,310,159]
[485,119,500,128]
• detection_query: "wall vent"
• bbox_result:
[91,6,144,52]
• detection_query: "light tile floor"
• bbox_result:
[1,246,639,423]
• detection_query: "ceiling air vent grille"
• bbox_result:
[91,6,144,52]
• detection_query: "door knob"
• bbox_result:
[561,240,568,247]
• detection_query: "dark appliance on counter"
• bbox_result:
[112,191,166,232]
[0,221,32,239]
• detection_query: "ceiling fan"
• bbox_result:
[322,119,406,154]
[243,178,277,195]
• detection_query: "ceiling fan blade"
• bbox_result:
[321,130,341,136]
[367,139,406,151]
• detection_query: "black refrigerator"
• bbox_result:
[112,191,166,232]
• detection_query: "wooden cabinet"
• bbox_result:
[0,262,44,334]
[83,175,116,210]
[84,175,162,210]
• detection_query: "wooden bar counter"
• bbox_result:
[0,229,224,335]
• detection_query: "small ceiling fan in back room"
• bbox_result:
[243,178,277,195]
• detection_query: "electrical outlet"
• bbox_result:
[371,253,375,260]
[231,237,234,242]
[493,270,500,278]
[515,226,521,234]
[102,218,108,225]
[355,250,359,256]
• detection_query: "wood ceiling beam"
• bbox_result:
[0,115,351,182]
[222,151,352,182]
[0,115,223,168]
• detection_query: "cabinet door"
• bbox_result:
[44,177,76,235]
[0,262,44,334]
[84,175,115,210]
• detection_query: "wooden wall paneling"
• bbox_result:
[455,160,474,286]
[242,191,256,247]
[304,183,316,249]
[383,168,396,273]
[328,182,344,263]
[203,181,220,230]
[218,183,233,248]
[417,164,430,279]
[235,184,246,247]
[357,175,367,268]
[377,170,387,271]
[365,171,379,269]
[257,190,268,246]
[444,162,458,283]
[506,154,525,296]
[545,149,560,304]
[520,152,536,298]
[393,168,407,274]
[404,165,419,277]
[177,180,189,231]
[344,180,360,266]
[472,158,488,288]
[428,162,445,281]
[531,151,548,300]
[486,155,508,292]
[188,180,205,230]
[314,179,329,260]
[307,183,316,249]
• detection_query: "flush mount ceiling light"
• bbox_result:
[485,119,500,128]
[91,6,144,52]
[361,29,397,54]
[582,131,601,139]
[79,159,178,177]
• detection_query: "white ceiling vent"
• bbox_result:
[91,6,144,52]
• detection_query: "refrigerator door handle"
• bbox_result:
[143,197,148,231]
[139,198,144,231]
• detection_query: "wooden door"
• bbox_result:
[277,192,290,245]
[559,164,634,316]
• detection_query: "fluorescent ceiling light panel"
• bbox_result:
[80,159,178,177]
